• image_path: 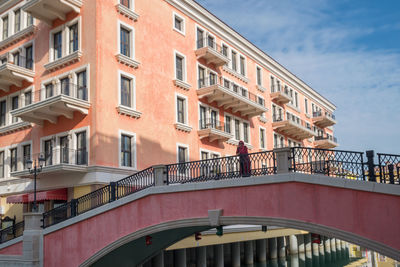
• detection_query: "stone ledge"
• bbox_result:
[174,122,192,132]
[116,106,142,118]
[115,54,140,68]
[0,25,36,51]
[116,4,139,21]
[44,50,82,72]
[173,79,191,90]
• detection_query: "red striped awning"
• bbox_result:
[7,194,29,204]
[28,189,67,202]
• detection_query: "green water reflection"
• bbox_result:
[251,251,362,267]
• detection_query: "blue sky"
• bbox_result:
[196,0,400,154]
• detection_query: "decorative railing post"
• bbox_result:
[274,147,292,174]
[153,165,167,186]
[366,150,376,182]
[71,199,78,217]
[109,182,117,202]
[388,164,395,184]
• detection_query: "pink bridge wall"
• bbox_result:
[0,241,23,256]
[43,182,400,267]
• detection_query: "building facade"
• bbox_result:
[0,0,337,222]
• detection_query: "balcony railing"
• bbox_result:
[272,114,316,140]
[198,119,233,142]
[312,111,336,128]
[0,54,34,92]
[314,135,338,149]
[11,83,90,125]
[197,76,267,118]
[270,85,291,104]
[195,38,230,67]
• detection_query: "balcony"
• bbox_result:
[272,114,316,140]
[198,119,233,142]
[270,86,291,105]
[0,55,34,92]
[11,148,88,178]
[23,0,82,25]
[197,76,267,118]
[11,83,90,126]
[195,38,230,67]
[312,111,336,128]
[314,135,338,149]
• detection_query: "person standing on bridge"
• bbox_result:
[236,141,251,177]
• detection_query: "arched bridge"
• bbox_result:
[0,147,399,267]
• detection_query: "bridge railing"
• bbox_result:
[42,167,154,228]
[0,221,24,244]
[166,150,276,184]
[378,153,400,184]
[291,147,366,180]
[40,147,399,229]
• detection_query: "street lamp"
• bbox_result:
[26,155,45,212]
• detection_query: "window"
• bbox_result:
[53,31,62,60]
[25,45,33,70]
[276,80,281,92]
[2,16,8,40]
[45,83,53,98]
[60,136,69,164]
[210,110,217,129]
[23,144,31,169]
[0,151,4,177]
[222,45,228,57]
[76,131,87,165]
[173,13,184,34]
[295,92,298,107]
[121,134,132,167]
[120,0,130,8]
[243,122,249,143]
[121,75,132,108]
[13,52,20,66]
[11,96,18,123]
[256,67,262,86]
[234,119,240,140]
[231,51,237,71]
[198,66,205,88]
[27,13,33,26]
[120,27,131,57]
[10,148,17,172]
[69,23,78,53]
[199,106,206,129]
[175,54,184,81]
[0,101,5,126]
[14,9,21,33]
[305,98,308,114]
[196,28,204,48]
[239,56,245,76]
[44,140,53,166]
[77,70,87,100]
[176,97,185,124]
[270,77,275,92]
[207,35,215,48]
[61,77,70,96]
[260,128,265,149]
[225,115,231,133]
[24,91,32,106]
[178,146,187,163]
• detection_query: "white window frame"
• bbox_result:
[19,140,32,170]
[118,130,137,169]
[198,102,219,128]
[256,65,263,86]
[174,50,187,82]
[238,53,247,76]
[22,86,34,107]
[175,92,189,125]
[48,16,81,62]
[118,70,136,110]
[8,91,21,124]
[117,20,135,59]
[172,12,185,36]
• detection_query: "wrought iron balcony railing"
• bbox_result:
[0,221,24,244]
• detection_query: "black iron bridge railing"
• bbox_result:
[0,221,24,244]
[39,147,399,229]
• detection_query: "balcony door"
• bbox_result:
[76,131,87,165]
[60,136,69,164]
[199,106,206,129]
[44,140,53,166]
[210,110,217,129]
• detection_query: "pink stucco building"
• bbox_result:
[0,0,337,220]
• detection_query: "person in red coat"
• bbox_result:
[236,141,251,177]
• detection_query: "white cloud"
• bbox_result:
[197,0,400,153]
